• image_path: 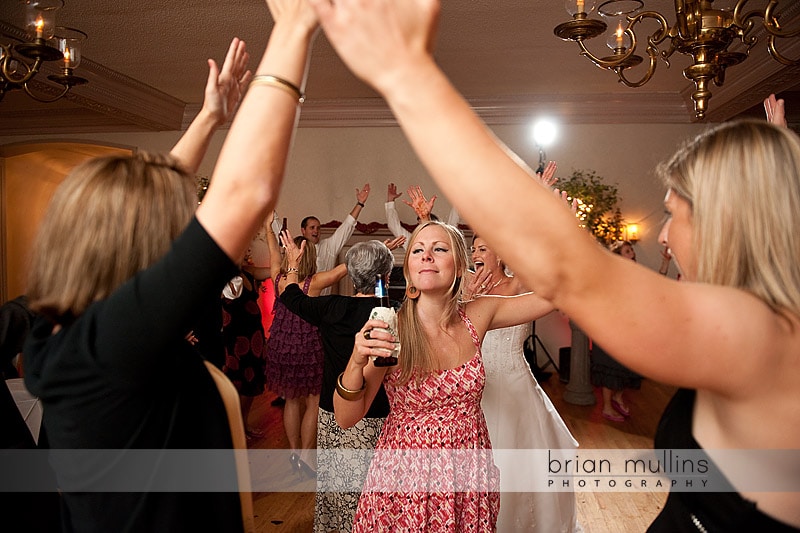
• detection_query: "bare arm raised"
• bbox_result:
[170,38,251,175]
[197,0,318,265]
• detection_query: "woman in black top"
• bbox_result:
[22,2,320,531]
[280,237,401,533]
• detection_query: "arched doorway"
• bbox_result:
[0,142,132,302]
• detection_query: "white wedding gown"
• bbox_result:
[481,322,580,533]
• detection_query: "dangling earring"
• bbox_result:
[405,285,420,300]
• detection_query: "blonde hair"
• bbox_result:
[396,221,469,384]
[281,236,317,281]
[27,151,196,323]
[658,119,800,318]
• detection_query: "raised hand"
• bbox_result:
[266,0,319,34]
[553,188,578,217]
[764,94,787,127]
[204,38,251,126]
[383,235,406,251]
[403,185,436,221]
[387,183,402,202]
[357,183,371,205]
[536,161,558,188]
[308,0,440,94]
[280,229,305,268]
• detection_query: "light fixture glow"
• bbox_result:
[532,119,558,148]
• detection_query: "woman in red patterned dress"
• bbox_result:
[334,221,555,532]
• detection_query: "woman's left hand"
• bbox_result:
[203,38,251,126]
[463,267,493,300]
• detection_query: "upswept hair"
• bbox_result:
[345,240,394,294]
[281,236,317,280]
[27,151,196,323]
[658,119,800,318]
[396,221,469,385]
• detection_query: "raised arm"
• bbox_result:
[267,218,284,282]
[465,291,554,338]
[170,38,251,175]
[385,183,411,242]
[349,183,371,220]
[196,0,318,264]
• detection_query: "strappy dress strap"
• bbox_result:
[302,276,312,294]
[457,307,481,352]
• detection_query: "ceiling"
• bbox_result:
[1,0,799,136]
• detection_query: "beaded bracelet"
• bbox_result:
[336,372,365,401]
[249,74,305,104]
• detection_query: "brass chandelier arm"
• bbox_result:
[578,11,670,87]
[1,44,44,86]
[745,0,800,66]
[767,36,800,66]
[763,0,800,38]
[616,50,659,88]
[22,81,70,103]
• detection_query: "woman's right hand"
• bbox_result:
[308,0,440,94]
[280,229,305,267]
[266,0,318,34]
[404,185,436,220]
[355,319,397,366]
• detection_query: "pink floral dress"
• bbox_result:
[352,310,499,532]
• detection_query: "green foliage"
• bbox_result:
[558,169,625,245]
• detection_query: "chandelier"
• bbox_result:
[0,0,88,103]
[555,0,800,119]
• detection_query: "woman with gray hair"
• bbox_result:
[279,235,404,533]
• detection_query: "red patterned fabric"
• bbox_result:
[352,310,499,532]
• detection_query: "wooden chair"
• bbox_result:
[203,361,255,533]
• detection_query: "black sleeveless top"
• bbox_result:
[648,388,799,532]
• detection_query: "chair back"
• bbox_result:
[203,361,255,533]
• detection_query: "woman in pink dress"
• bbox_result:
[334,221,556,532]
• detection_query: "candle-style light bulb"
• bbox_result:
[35,16,44,39]
[565,0,595,17]
[605,16,631,51]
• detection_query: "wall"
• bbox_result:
[0,142,131,301]
[0,120,708,360]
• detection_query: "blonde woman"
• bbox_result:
[335,221,555,531]
[312,2,800,529]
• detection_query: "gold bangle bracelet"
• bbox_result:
[336,372,365,401]
[249,74,305,104]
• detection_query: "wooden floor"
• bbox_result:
[245,376,677,533]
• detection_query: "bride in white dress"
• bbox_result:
[470,235,580,533]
